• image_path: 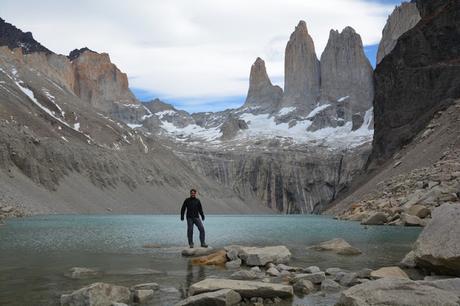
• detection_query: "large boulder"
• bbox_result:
[188,279,293,298]
[400,213,426,227]
[336,278,460,306]
[413,203,460,275]
[175,289,241,306]
[236,246,291,266]
[292,272,326,285]
[361,212,388,225]
[60,282,130,306]
[310,238,362,255]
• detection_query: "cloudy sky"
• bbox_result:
[3,0,402,112]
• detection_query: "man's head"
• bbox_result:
[190,189,197,198]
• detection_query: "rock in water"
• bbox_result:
[237,246,291,266]
[188,279,293,298]
[191,250,228,266]
[60,282,130,306]
[376,2,421,64]
[413,203,460,276]
[337,278,460,306]
[361,212,388,225]
[175,289,242,306]
[182,247,215,257]
[320,27,374,118]
[242,57,283,113]
[281,20,320,113]
[310,238,362,255]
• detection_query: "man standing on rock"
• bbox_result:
[181,189,208,248]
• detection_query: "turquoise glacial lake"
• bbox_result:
[0,215,421,305]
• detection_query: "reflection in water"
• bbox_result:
[181,260,205,298]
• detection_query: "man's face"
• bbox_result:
[190,191,196,198]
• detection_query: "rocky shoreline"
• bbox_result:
[0,203,27,224]
[58,205,460,306]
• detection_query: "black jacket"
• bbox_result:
[181,197,205,220]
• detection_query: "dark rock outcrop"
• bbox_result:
[376,2,421,64]
[370,0,460,164]
[0,18,51,54]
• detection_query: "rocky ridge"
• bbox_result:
[376,2,421,64]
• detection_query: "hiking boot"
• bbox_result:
[201,244,208,248]
[189,244,194,248]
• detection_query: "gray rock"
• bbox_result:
[293,279,315,295]
[376,2,421,64]
[320,27,374,118]
[250,266,261,273]
[361,212,388,225]
[182,247,215,257]
[356,268,372,279]
[400,251,417,268]
[242,57,283,113]
[339,272,359,287]
[337,278,459,306]
[281,20,320,113]
[293,272,326,284]
[351,113,364,131]
[238,246,291,266]
[303,266,321,273]
[413,203,460,275]
[401,213,426,227]
[417,278,460,295]
[226,249,239,261]
[310,238,362,255]
[325,268,344,276]
[275,264,300,272]
[175,289,241,306]
[220,115,248,140]
[266,267,280,277]
[407,204,431,218]
[60,282,130,306]
[188,278,293,298]
[225,259,242,269]
[132,289,154,303]
[320,279,342,292]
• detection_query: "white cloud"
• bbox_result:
[2,0,396,109]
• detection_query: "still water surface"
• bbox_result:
[0,215,421,305]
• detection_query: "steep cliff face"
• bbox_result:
[70,48,139,113]
[179,146,370,213]
[370,0,460,164]
[376,2,421,64]
[281,21,320,113]
[242,57,283,113]
[320,27,374,120]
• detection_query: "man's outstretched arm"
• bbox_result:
[180,200,187,220]
[198,200,205,221]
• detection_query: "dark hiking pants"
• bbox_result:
[187,218,205,246]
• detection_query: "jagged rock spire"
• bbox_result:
[243,57,282,112]
[320,26,374,118]
[281,20,320,112]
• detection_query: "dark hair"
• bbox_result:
[190,189,197,193]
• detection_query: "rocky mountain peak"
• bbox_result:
[71,48,138,113]
[320,26,374,120]
[0,18,51,54]
[68,47,95,61]
[282,20,320,113]
[242,57,282,112]
[376,2,421,64]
